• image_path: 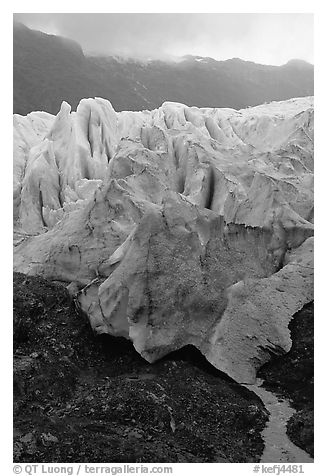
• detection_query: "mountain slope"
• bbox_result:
[13,22,314,115]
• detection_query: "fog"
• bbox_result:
[13,13,313,66]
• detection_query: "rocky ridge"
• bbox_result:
[13,22,314,116]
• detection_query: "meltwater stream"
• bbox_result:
[244,379,313,463]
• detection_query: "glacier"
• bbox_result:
[13,96,314,383]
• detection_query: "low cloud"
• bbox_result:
[13,13,313,65]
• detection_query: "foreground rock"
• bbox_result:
[14,273,268,463]
[13,97,314,383]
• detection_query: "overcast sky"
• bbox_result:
[13,13,313,65]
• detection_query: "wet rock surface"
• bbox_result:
[14,272,268,463]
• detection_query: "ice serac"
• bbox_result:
[13,96,314,383]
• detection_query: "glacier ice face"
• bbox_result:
[13,96,314,383]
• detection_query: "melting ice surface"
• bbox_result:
[13,96,314,384]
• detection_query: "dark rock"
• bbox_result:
[13,272,268,463]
